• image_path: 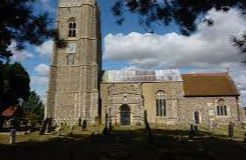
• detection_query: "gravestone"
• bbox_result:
[144,110,153,144]
[39,115,53,135]
[9,129,16,144]
[228,121,234,139]
[194,125,198,132]
[82,119,87,131]
[103,113,109,135]
[39,119,47,135]
[189,124,195,138]
[109,119,113,131]
[45,115,53,133]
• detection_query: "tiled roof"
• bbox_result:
[1,106,18,117]
[182,73,240,97]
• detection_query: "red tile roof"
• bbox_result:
[182,73,240,97]
[1,106,18,117]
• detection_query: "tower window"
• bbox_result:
[156,91,166,117]
[68,22,76,37]
[67,54,75,65]
[217,98,227,116]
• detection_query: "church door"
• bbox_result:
[120,105,130,125]
[194,111,200,124]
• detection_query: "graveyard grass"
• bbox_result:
[0,125,246,160]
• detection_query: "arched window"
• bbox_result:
[156,91,166,117]
[217,98,227,116]
[68,18,76,37]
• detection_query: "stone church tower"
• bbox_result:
[46,0,101,124]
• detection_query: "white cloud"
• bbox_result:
[31,76,49,86]
[30,74,49,104]
[34,63,50,76]
[32,63,50,103]
[8,41,34,62]
[104,8,246,106]
[104,9,246,69]
[36,40,53,57]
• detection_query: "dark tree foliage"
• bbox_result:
[233,33,246,55]
[23,91,44,124]
[0,63,30,110]
[112,0,246,35]
[0,0,65,62]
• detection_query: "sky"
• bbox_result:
[9,0,246,107]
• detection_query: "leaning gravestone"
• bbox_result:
[9,129,16,144]
[189,124,195,138]
[82,119,87,131]
[194,125,198,132]
[228,122,234,139]
[102,113,109,135]
[78,118,82,126]
[45,116,53,133]
[39,119,48,135]
[109,119,113,131]
[144,110,153,144]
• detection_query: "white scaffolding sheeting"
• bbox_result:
[102,69,182,82]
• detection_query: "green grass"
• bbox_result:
[0,126,246,160]
[0,125,104,144]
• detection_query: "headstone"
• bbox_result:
[9,129,16,144]
[189,124,194,138]
[40,115,52,135]
[39,119,47,135]
[194,125,198,132]
[103,113,109,135]
[144,110,153,144]
[109,119,113,131]
[228,121,234,139]
[45,115,53,133]
[82,119,87,131]
[78,118,82,126]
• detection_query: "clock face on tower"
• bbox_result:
[66,43,77,53]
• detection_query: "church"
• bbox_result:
[46,0,245,127]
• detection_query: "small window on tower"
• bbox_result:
[68,19,76,37]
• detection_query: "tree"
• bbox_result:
[0,63,30,109]
[0,0,65,62]
[0,63,30,129]
[0,0,65,113]
[112,0,246,53]
[233,33,246,55]
[22,91,44,124]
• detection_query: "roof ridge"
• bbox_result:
[182,72,228,76]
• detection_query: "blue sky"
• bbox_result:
[11,0,246,106]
